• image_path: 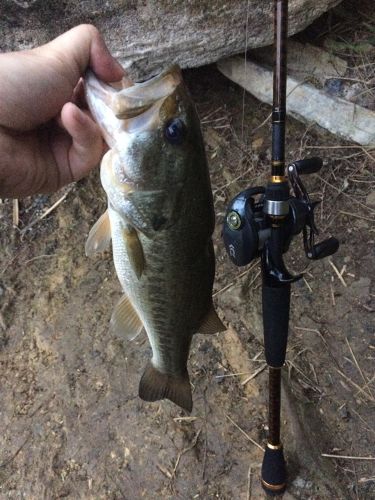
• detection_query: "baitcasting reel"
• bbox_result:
[223,157,339,278]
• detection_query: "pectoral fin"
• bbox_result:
[85,210,111,256]
[198,305,226,335]
[110,294,144,341]
[123,226,145,279]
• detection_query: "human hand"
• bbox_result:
[0,24,124,198]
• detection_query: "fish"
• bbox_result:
[84,65,225,412]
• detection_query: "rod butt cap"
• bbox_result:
[261,445,287,496]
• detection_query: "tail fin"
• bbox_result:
[139,362,192,412]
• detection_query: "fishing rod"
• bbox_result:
[223,0,339,494]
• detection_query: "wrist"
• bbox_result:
[0,127,40,198]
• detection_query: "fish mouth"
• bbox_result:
[112,65,182,119]
[85,65,183,133]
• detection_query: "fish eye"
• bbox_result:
[164,118,186,145]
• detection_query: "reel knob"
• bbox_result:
[306,236,339,260]
[291,157,323,175]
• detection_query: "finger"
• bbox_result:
[60,102,104,182]
[47,24,125,84]
[71,78,86,109]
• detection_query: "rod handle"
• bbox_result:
[261,444,287,496]
[262,284,291,367]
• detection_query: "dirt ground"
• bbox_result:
[0,2,374,499]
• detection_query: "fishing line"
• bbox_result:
[241,0,251,143]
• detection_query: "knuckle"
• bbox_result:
[78,24,100,41]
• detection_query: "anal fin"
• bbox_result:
[85,209,111,256]
[139,362,192,413]
[110,294,144,341]
[198,304,226,335]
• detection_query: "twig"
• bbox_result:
[0,313,7,331]
[335,368,375,402]
[226,415,264,452]
[350,408,375,438]
[354,374,375,399]
[303,277,313,293]
[20,189,72,235]
[330,283,336,306]
[157,463,173,479]
[250,111,272,134]
[201,116,228,125]
[317,175,375,214]
[287,360,321,392]
[247,465,253,500]
[172,429,201,478]
[294,327,320,333]
[23,254,57,264]
[173,416,198,422]
[329,260,347,287]
[201,106,224,121]
[359,477,375,484]
[215,371,253,379]
[346,338,373,399]
[12,199,19,227]
[339,210,375,223]
[252,350,263,361]
[241,364,267,386]
[322,454,375,461]
[247,270,261,290]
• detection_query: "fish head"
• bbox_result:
[85,65,207,234]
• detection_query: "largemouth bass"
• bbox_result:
[84,65,225,412]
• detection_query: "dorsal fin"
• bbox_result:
[85,210,111,256]
[110,294,144,341]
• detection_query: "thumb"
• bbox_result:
[58,102,104,183]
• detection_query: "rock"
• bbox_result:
[218,57,375,146]
[1,0,341,79]
[292,477,313,490]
